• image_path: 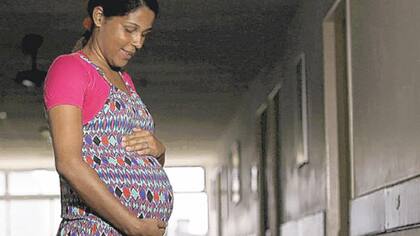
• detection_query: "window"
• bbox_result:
[165,166,208,236]
[165,167,205,192]
[8,170,59,195]
[0,200,6,236]
[0,170,61,236]
[0,172,5,195]
[0,167,209,236]
[9,199,60,236]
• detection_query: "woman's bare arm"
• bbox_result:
[48,105,165,236]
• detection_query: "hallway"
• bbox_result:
[2,0,420,235]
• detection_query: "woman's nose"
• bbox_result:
[132,34,144,49]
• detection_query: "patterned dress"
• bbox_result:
[57,53,174,235]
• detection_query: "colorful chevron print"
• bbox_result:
[57,53,174,235]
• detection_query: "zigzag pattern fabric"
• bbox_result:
[57,54,174,235]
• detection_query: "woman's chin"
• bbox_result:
[110,59,129,70]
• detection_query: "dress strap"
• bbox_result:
[118,71,135,93]
[77,51,113,86]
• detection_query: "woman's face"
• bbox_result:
[96,6,155,68]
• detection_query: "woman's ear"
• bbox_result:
[92,6,105,28]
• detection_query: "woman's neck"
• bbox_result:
[82,39,115,73]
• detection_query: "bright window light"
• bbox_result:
[0,201,6,236]
[164,166,208,236]
[52,198,62,230]
[0,172,5,195]
[2,167,209,236]
[10,200,57,236]
[167,193,208,236]
[8,170,60,196]
[164,167,205,192]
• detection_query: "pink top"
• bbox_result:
[43,51,137,125]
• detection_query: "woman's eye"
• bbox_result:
[125,28,136,33]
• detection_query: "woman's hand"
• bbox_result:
[122,128,166,158]
[48,106,153,235]
[127,218,167,236]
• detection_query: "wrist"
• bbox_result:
[124,217,143,236]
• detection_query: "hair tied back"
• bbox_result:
[83,17,93,31]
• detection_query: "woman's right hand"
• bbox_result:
[127,218,167,236]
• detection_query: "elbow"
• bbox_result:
[55,158,83,178]
[55,160,69,177]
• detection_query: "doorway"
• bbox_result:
[323,0,351,235]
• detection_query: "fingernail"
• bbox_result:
[126,147,131,151]
[122,137,126,141]
[121,142,126,147]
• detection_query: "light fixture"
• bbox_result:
[14,33,47,87]
[0,111,7,120]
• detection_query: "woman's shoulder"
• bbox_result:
[43,52,91,111]
[49,52,87,72]
[45,52,92,89]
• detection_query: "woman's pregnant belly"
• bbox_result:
[81,142,174,223]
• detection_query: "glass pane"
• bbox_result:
[0,201,7,236]
[167,193,208,236]
[164,167,205,192]
[0,172,5,195]
[51,199,62,234]
[10,200,51,236]
[9,170,59,195]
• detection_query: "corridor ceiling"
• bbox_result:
[0,0,296,165]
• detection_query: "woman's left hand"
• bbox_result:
[121,128,166,158]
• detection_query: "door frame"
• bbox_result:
[267,83,282,236]
[256,103,269,236]
[323,0,354,235]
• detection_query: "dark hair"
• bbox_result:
[72,0,159,52]
[87,0,159,19]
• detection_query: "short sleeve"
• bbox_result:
[43,55,89,111]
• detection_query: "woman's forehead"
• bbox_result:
[115,7,155,28]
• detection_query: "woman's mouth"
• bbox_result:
[121,49,134,60]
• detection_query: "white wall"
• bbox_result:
[351,0,420,197]
[209,0,337,235]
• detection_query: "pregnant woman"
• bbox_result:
[43,0,173,235]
